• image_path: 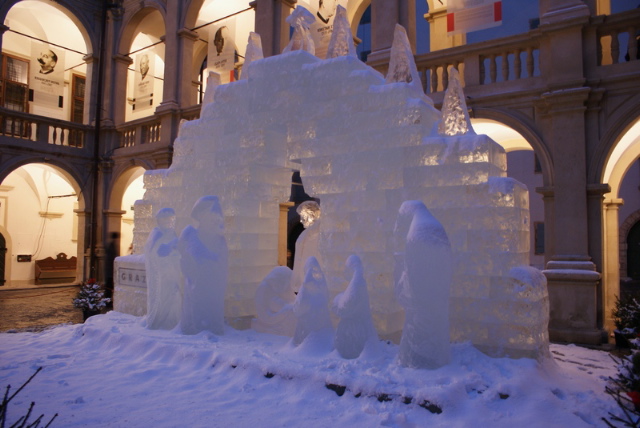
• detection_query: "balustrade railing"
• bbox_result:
[0,108,89,147]
[415,31,542,94]
[117,107,201,148]
[595,8,640,65]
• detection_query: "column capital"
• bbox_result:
[113,54,133,65]
[178,28,199,42]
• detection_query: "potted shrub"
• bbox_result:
[73,278,111,321]
[612,296,640,348]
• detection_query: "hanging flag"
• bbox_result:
[447,0,502,35]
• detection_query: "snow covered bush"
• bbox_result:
[72,278,111,312]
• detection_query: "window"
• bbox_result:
[0,54,29,137]
[71,74,85,124]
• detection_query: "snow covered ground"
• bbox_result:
[0,311,620,427]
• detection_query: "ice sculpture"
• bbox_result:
[326,6,356,59]
[332,254,377,359]
[201,71,220,106]
[385,24,423,95]
[144,207,181,330]
[240,32,264,81]
[394,201,452,369]
[292,256,334,347]
[251,266,296,336]
[132,23,547,359]
[178,196,228,335]
[437,67,474,137]
[291,201,322,292]
[282,6,316,55]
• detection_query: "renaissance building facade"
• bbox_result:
[0,0,638,345]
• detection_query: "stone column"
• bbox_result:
[368,0,416,70]
[82,54,98,126]
[177,28,200,106]
[252,0,297,58]
[74,208,89,282]
[112,54,133,126]
[603,198,623,331]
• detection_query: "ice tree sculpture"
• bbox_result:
[437,67,475,136]
[385,24,423,95]
[240,32,264,81]
[332,254,377,359]
[251,266,296,336]
[292,256,334,347]
[394,201,452,369]
[144,207,181,330]
[178,196,228,335]
[326,6,356,59]
[291,201,322,292]
[283,6,316,55]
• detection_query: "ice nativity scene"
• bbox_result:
[114,6,549,369]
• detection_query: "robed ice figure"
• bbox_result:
[178,196,229,335]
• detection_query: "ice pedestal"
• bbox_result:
[114,254,147,317]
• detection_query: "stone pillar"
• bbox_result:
[252,0,296,58]
[112,54,133,126]
[177,28,200,106]
[161,1,180,108]
[82,54,98,125]
[368,0,416,70]
[74,208,89,282]
[603,198,623,331]
[424,2,465,52]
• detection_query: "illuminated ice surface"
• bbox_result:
[290,200,322,292]
[132,22,548,358]
[326,6,356,59]
[394,201,452,369]
[144,207,181,330]
[332,254,377,359]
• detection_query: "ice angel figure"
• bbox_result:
[178,196,228,335]
[144,207,181,330]
[283,6,316,55]
[332,255,377,359]
[291,201,322,292]
[292,256,333,349]
[394,200,452,369]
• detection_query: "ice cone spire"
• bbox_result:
[283,6,316,55]
[326,6,356,59]
[240,32,264,80]
[385,24,423,94]
[437,67,475,136]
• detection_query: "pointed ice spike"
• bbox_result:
[385,24,423,94]
[240,32,264,80]
[326,5,356,59]
[282,6,316,55]
[201,71,220,106]
[437,67,475,136]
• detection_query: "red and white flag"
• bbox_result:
[447,0,502,35]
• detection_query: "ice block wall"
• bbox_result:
[133,50,547,358]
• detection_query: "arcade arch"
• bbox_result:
[0,163,82,286]
[2,0,92,122]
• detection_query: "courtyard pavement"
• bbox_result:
[0,285,84,332]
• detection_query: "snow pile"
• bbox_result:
[0,312,619,427]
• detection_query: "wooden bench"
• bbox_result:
[35,252,77,284]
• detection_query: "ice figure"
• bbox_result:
[251,266,296,336]
[385,24,423,95]
[240,32,264,81]
[291,201,322,292]
[201,71,221,106]
[394,201,452,369]
[292,256,333,347]
[283,6,316,55]
[326,6,356,59]
[332,255,377,359]
[144,208,181,330]
[437,67,475,136]
[178,196,228,335]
